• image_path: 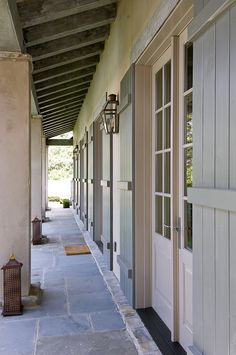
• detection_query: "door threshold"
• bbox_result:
[137,307,186,355]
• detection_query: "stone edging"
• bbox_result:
[73,212,162,355]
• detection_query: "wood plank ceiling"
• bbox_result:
[16,0,117,138]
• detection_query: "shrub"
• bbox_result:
[48,195,61,202]
[62,199,70,208]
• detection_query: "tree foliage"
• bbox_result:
[48,133,73,180]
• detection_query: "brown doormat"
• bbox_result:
[64,245,91,255]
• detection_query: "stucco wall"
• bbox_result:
[73,0,161,140]
[31,116,42,223]
[0,53,31,299]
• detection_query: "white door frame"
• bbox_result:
[151,31,193,348]
[133,0,193,344]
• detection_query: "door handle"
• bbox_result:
[164,224,171,229]
[164,224,180,232]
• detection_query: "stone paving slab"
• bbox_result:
[38,314,91,337]
[90,309,125,331]
[36,330,138,355]
[73,211,162,355]
[0,207,139,355]
[0,319,37,355]
[69,289,117,314]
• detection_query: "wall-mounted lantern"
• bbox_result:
[1,255,23,316]
[100,94,119,134]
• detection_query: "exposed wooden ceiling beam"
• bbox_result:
[33,43,103,73]
[33,56,99,83]
[35,66,96,92]
[43,123,77,135]
[43,116,78,128]
[40,101,83,115]
[17,0,118,138]
[38,88,88,105]
[42,105,82,119]
[38,84,89,104]
[44,123,75,136]
[46,139,73,146]
[44,123,75,133]
[17,0,117,28]
[40,98,84,113]
[23,4,116,47]
[37,75,93,98]
[44,116,77,129]
[39,93,86,110]
[43,114,78,127]
[43,108,80,120]
[29,26,109,61]
[43,121,75,131]
[46,129,73,138]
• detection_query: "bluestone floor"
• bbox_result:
[0,207,138,355]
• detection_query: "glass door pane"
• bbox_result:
[156,69,163,110]
[183,43,193,251]
[154,56,172,240]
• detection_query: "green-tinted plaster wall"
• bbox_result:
[73,0,160,141]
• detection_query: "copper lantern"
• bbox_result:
[101,94,119,134]
[1,255,23,316]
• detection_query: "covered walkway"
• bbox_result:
[0,208,141,355]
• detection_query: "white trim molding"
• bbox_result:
[131,0,180,63]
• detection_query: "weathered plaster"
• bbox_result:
[0,52,31,298]
[0,0,39,116]
[42,136,47,219]
[73,0,161,141]
[31,115,43,224]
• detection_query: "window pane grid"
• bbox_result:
[154,59,172,240]
[183,87,193,97]
[154,148,171,154]
[182,42,193,250]
[183,143,192,149]
[164,61,171,105]
[155,192,171,198]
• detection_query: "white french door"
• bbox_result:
[152,47,173,331]
[152,29,193,351]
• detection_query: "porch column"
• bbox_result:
[31,115,42,225]
[42,135,46,219]
[0,51,31,299]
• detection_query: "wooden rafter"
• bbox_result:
[16,0,118,137]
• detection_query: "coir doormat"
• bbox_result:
[64,245,91,255]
